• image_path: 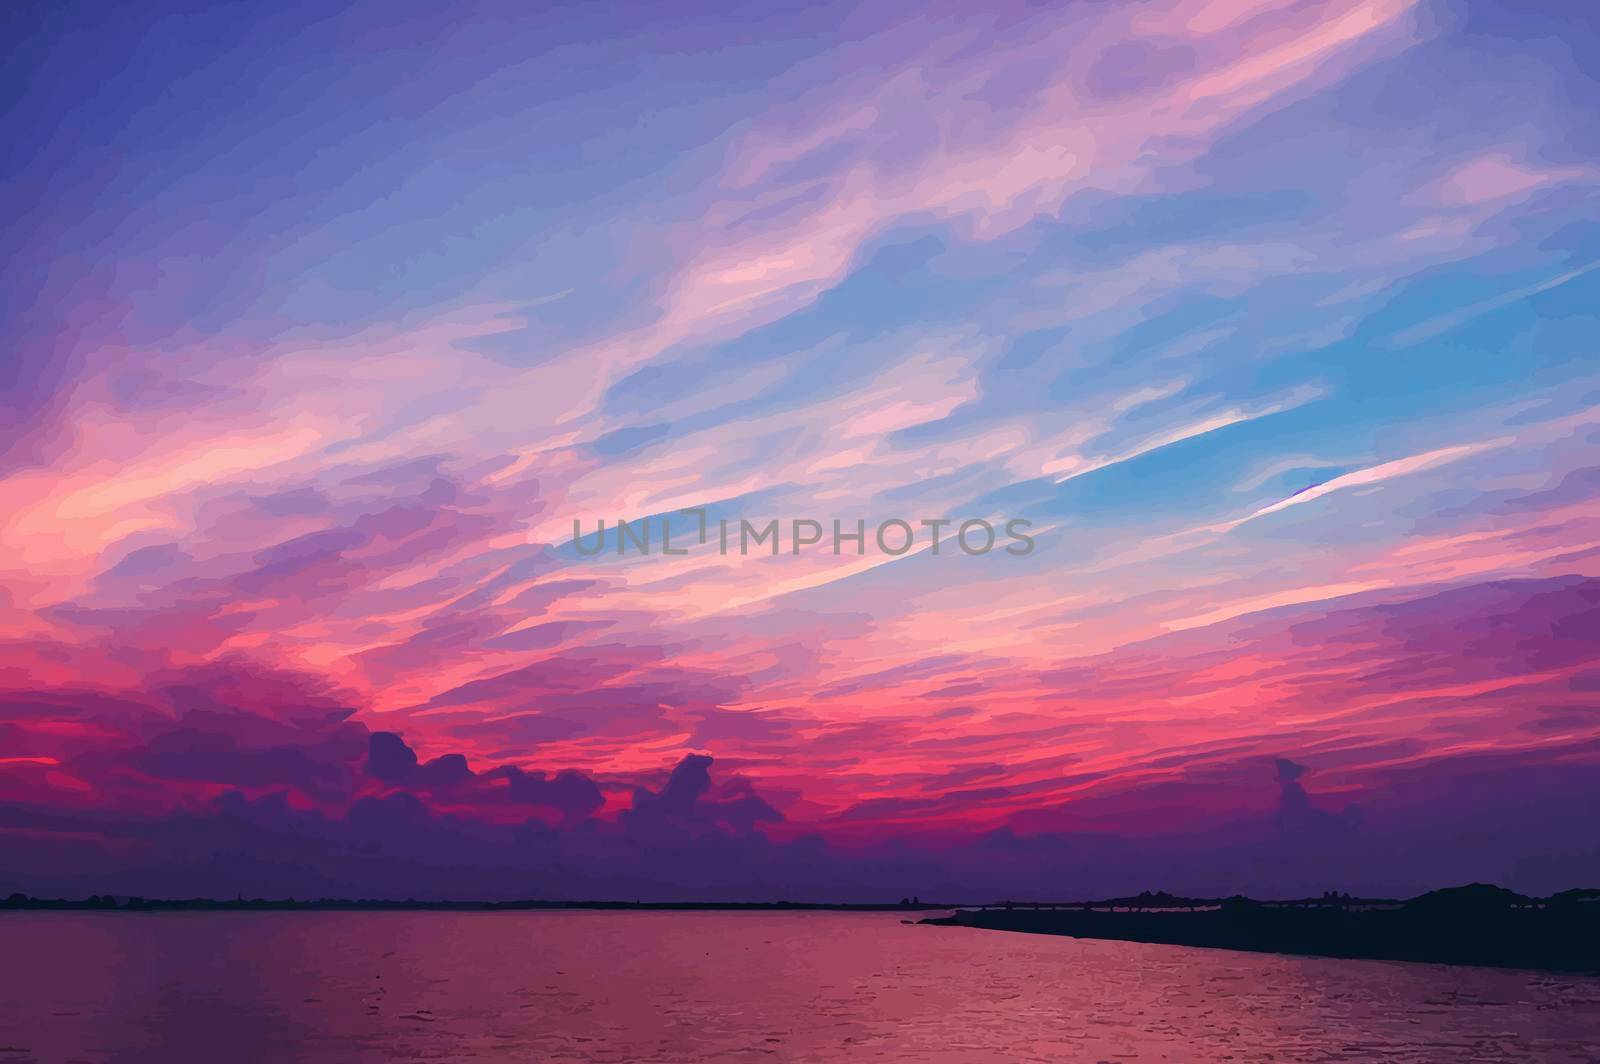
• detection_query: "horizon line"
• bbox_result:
[7,883,1597,912]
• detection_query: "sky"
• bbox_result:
[1,0,1598,901]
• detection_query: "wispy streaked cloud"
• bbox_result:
[2,0,1599,897]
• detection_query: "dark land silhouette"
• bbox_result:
[7,884,1598,972]
[922,884,1600,973]
[0,893,956,912]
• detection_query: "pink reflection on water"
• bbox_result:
[1,911,1597,1062]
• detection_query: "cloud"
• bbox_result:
[365,731,420,783]
[1222,441,1499,529]
[2,0,1599,902]
[622,754,784,843]
[1272,757,1357,839]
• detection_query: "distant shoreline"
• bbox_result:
[922,884,1600,974]
[1,895,961,912]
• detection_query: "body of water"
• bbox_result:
[0,911,1596,1062]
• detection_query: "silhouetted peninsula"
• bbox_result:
[922,884,1600,973]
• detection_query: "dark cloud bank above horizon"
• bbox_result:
[2,572,1597,903]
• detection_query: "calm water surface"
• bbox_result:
[0,911,1596,1062]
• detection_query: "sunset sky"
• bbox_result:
[2,0,1598,901]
